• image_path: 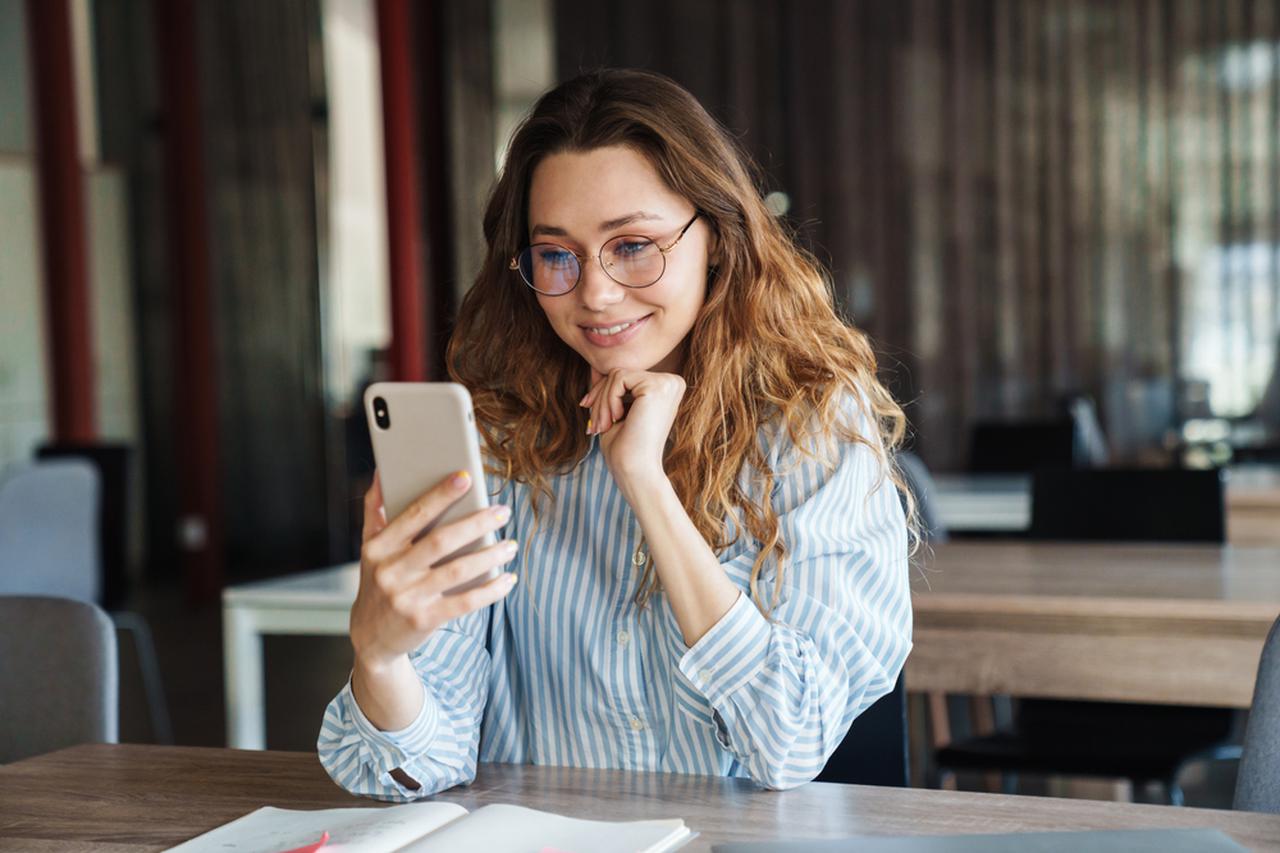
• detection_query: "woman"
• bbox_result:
[319,68,913,801]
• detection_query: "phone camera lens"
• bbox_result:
[373,397,391,430]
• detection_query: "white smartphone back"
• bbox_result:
[364,382,500,594]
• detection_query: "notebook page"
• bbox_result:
[392,803,692,853]
[166,802,470,853]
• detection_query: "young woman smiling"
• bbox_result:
[319,69,914,800]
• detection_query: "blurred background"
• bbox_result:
[2,0,1279,806]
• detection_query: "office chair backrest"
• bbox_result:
[0,460,101,601]
[0,596,118,763]
[968,419,1076,474]
[896,451,949,543]
[1030,468,1225,543]
[815,674,908,786]
[1236,615,1280,814]
[37,443,132,608]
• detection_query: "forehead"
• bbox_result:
[527,146,686,233]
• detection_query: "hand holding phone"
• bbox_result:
[349,383,520,671]
[349,470,519,671]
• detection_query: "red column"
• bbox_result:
[154,0,224,599]
[376,0,429,381]
[26,0,95,441]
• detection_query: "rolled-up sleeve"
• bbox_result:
[317,464,514,801]
[317,609,492,800]
[676,409,913,790]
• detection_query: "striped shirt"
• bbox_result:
[318,402,913,800]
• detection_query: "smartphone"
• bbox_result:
[364,382,502,595]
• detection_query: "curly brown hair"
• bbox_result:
[447,68,915,613]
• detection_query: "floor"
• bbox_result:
[117,576,1240,808]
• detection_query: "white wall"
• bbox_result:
[320,0,391,408]
[0,160,50,474]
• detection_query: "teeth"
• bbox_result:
[589,320,636,336]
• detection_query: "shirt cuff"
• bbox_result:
[678,590,772,702]
[341,676,441,773]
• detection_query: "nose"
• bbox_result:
[577,255,626,312]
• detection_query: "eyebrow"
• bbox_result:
[530,210,666,240]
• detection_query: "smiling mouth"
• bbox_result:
[581,315,651,336]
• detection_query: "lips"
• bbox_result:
[579,313,652,347]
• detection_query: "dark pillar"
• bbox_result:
[154,0,224,600]
[26,0,95,441]
[377,0,429,381]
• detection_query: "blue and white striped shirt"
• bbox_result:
[318,403,912,800]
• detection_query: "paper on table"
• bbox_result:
[391,803,693,853]
[164,803,468,853]
[278,831,329,853]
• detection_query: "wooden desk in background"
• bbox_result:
[1229,467,1280,545]
[908,542,1280,707]
[224,541,1280,749]
[2,745,1280,851]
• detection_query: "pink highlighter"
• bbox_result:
[277,832,330,853]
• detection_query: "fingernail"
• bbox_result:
[451,470,470,490]
[586,417,593,435]
[492,505,511,522]
[507,573,519,586]
[505,539,519,553]
[579,393,589,406]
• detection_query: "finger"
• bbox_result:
[609,372,627,423]
[592,370,616,433]
[416,538,519,597]
[590,384,607,434]
[581,372,605,408]
[362,471,388,543]
[436,570,519,622]
[366,469,473,562]
[599,369,630,432]
[412,503,512,568]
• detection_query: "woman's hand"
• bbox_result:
[349,471,518,672]
[581,367,686,489]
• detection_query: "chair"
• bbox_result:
[1065,395,1110,468]
[937,467,1236,803]
[896,451,949,543]
[37,443,134,608]
[0,460,100,600]
[0,596,118,763]
[0,461,173,744]
[1235,615,1280,813]
[1030,468,1225,543]
[968,419,1077,474]
[816,674,908,786]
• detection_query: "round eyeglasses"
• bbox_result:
[510,213,701,296]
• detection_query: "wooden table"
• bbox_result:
[2,745,1279,851]
[908,542,1280,706]
[1229,467,1280,545]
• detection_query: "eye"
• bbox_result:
[612,239,654,259]
[536,247,577,269]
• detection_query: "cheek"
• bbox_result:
[535,296,567,329]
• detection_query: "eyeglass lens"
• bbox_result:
[518,235,666,294]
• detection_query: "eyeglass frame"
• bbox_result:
[509,212,702,296]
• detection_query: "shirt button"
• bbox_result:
[630,715,645,731]
[616,630,630,647]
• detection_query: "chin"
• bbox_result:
[583,349,658,375]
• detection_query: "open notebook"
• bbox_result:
[165,802,694,853]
